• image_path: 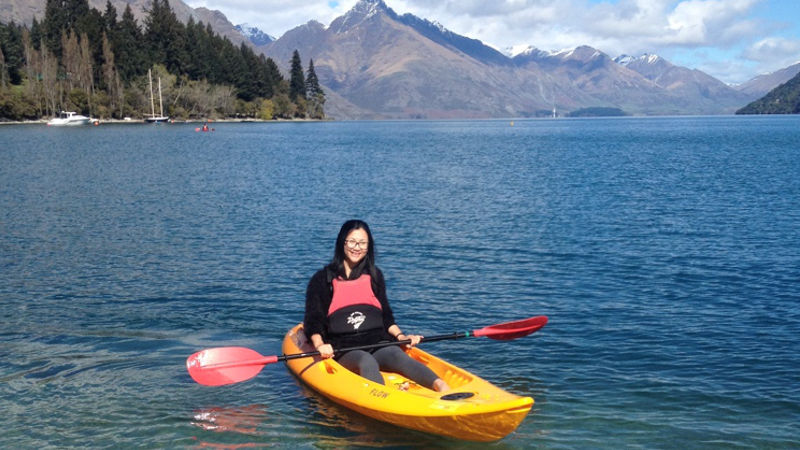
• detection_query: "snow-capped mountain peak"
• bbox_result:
[332,0,389,33]
[235,23,275,46]
[615,53,663,66]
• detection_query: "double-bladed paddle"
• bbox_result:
[186,315,548,386]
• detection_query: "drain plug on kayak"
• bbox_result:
[440,392,475,401]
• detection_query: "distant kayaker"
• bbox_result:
[304,220,450,392]
[202,123,209,132]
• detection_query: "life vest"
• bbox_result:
[327,274,383,335]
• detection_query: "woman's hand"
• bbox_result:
[316,343,334,359]
[399,334,423,347]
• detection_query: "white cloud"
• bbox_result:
[743,37,800,71]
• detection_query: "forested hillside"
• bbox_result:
[0,0,325,121]
[736,71,800,114]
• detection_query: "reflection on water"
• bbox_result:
[192,405,267,434]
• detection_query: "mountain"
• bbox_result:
[515,47,681,114]
[737,70,800,114]
[236,23,275,46]
[615,53,752,112]
[260,0,555,119]
[261,0,755,119]
[735,62,800,98]
[0,0,249,46]
[4,0,788,119]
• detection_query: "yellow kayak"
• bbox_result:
[282,323,533,442]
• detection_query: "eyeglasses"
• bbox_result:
[344,239,369,249]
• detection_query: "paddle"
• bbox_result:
[186,315,547,386]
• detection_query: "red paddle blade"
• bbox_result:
[186,347,277,386]
[473,315,548,340]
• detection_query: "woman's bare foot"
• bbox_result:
[433,378,450,392]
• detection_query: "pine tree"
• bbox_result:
[114,5,144,81]
[144,0,188,74]
[305,58,325,119]
[103,1,117,30]
[0,42,6,88]
[0,22,25,85]
[236,43,259,101]
[289,49,305,102]
[42,0,90,57]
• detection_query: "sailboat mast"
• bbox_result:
[158,77,164,118]
[149,69,155,118]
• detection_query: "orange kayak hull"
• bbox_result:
[283,324,533,442]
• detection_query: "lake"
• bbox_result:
[1,116,799,448]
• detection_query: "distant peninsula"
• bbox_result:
[737,71,800,114]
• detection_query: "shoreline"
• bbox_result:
[0,117,329,125]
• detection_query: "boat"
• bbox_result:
[47,111,91,126]
[282,323,534,442]
[145,68,169,123]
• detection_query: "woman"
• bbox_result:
[303,220,449,392]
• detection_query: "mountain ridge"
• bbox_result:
[4,0,798,119]
[737,70,800,114]
[259,0,758,118]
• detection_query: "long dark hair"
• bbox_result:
[328,220,378,283]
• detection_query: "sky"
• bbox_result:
[183,0,800,85]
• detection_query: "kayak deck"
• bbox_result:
[283,324,533,442]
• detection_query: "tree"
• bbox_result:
[236,43,258,101]
[259,98,274,120]
[42,0,90,57]
[1,0,295,121]
[1,22,26,86]
[144,0,188,74]
[114,5,145,81]
[103,1,117,30]
[262,56,283,99]
[289,49,305,103]
[0,43,6,88]
[273,92,293,118]
[305,58,325,119]
[61,30,80,91]
[101,31,123,118]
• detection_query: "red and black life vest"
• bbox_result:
[327,274,384,335]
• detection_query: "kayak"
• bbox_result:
[282,323,533,442]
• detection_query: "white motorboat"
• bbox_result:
[47,111,91,126]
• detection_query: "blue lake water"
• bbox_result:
[1,116,799,448]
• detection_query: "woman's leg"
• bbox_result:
[337,350,384,385]
[372,346,447,391]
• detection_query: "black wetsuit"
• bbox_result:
[303,265,439,388]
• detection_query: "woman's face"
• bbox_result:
[343,228,369,267]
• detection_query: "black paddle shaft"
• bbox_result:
[281,332,471,362]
